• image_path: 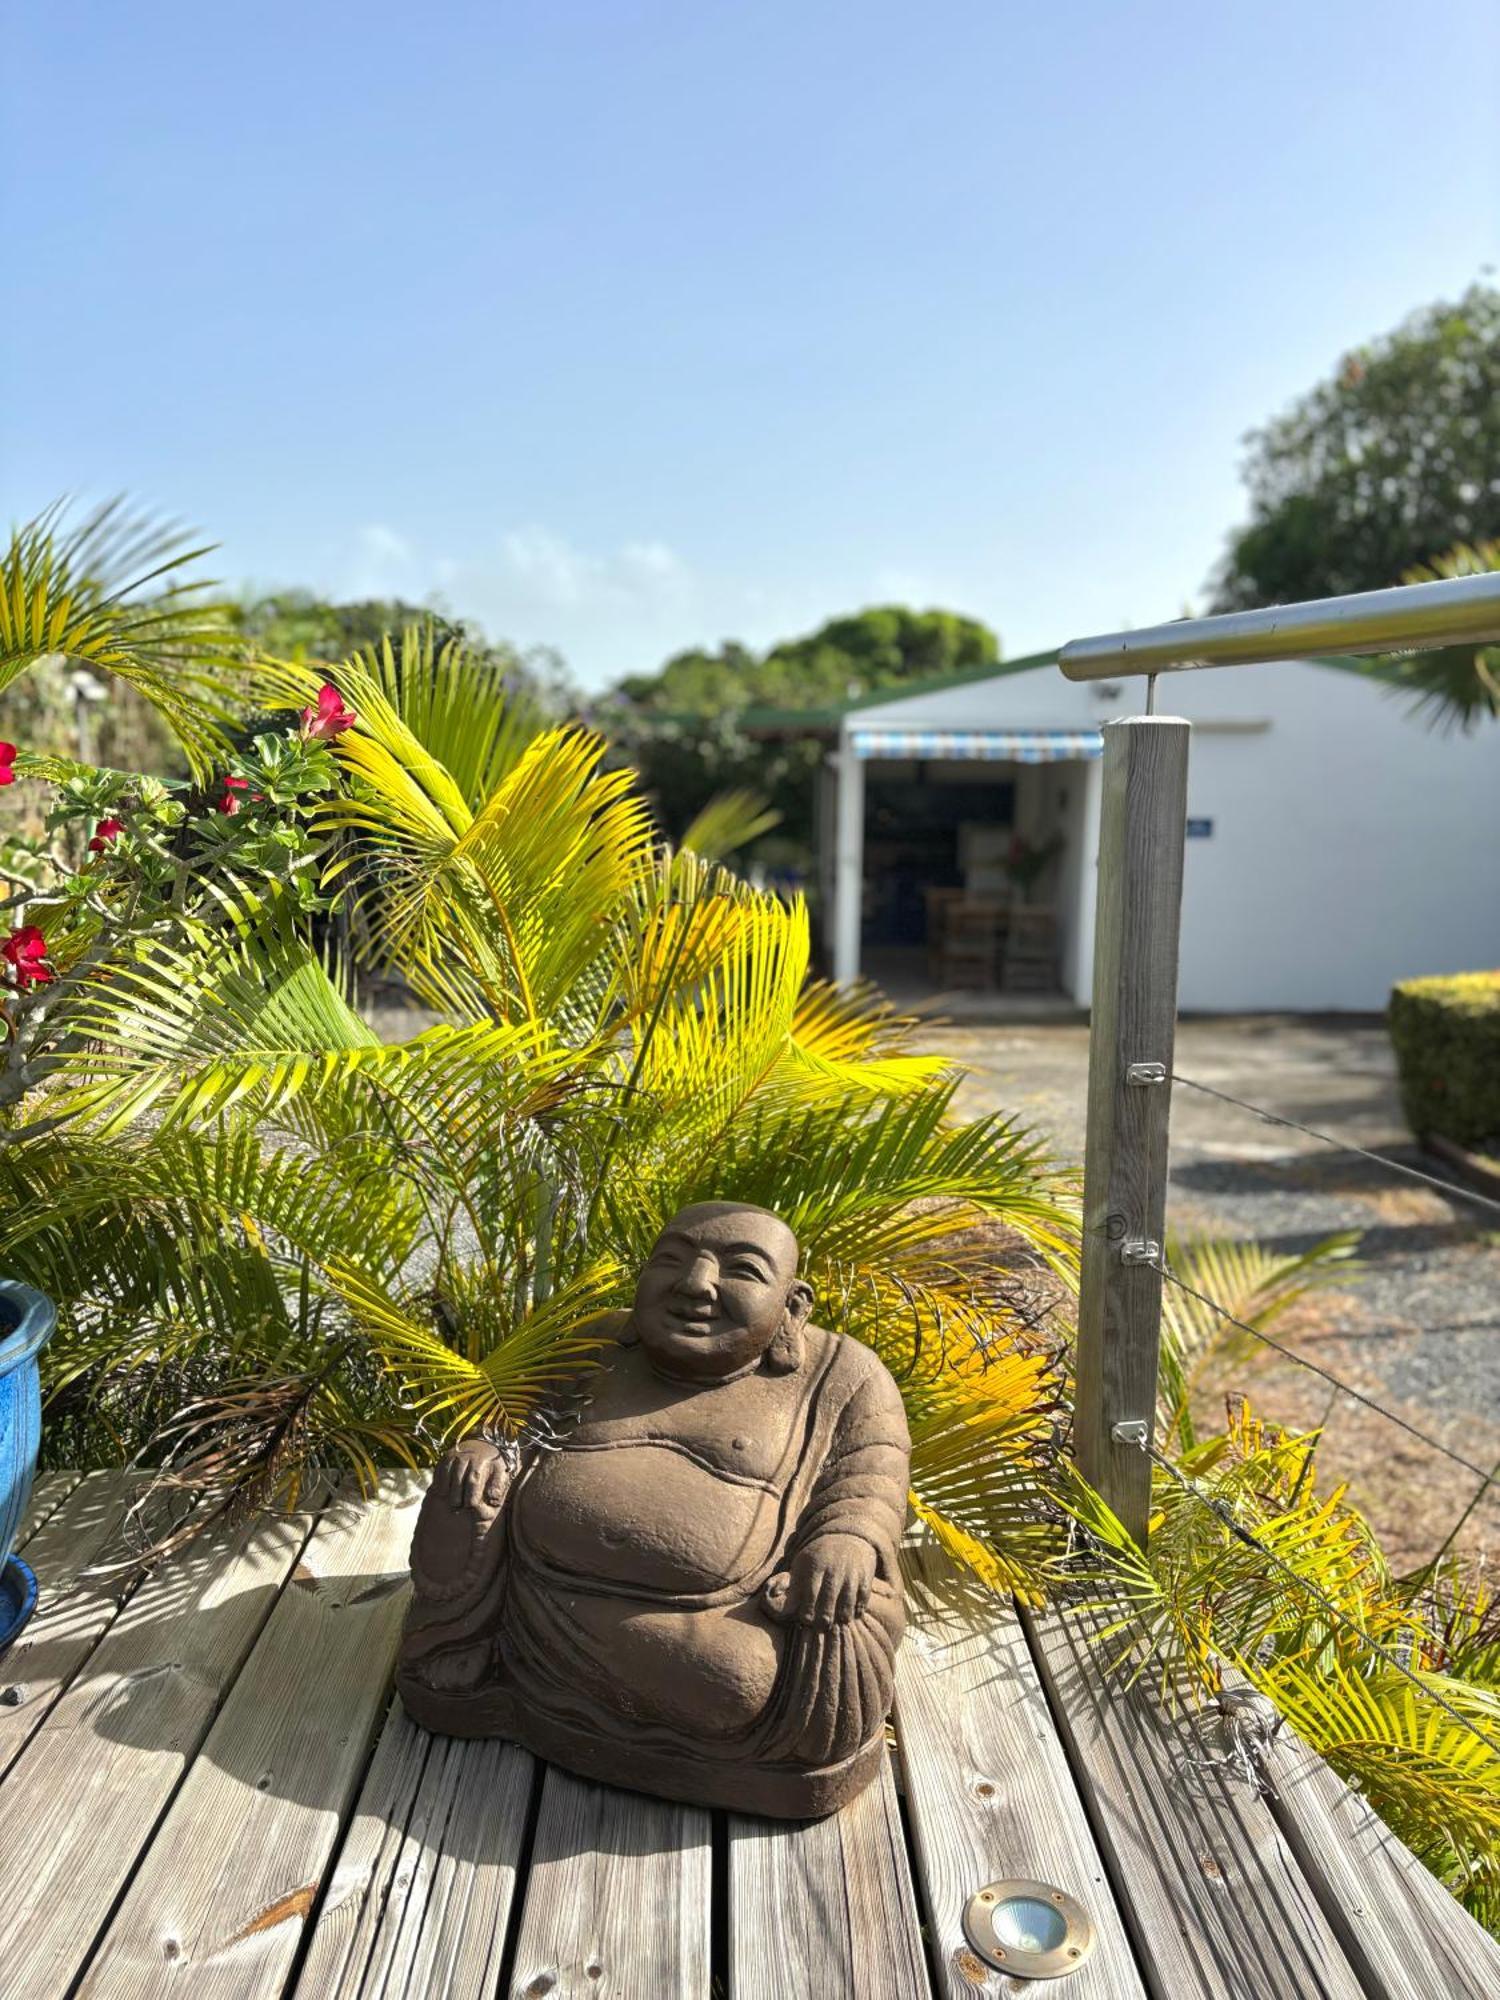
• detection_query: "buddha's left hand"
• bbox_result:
[781,1534,878,1629]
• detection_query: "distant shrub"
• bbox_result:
[1388,971,1500,1147]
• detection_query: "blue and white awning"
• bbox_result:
[850,727,1103,763]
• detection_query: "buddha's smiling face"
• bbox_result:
[632,1203,810,1381]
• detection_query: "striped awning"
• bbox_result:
[850,727,1103,763]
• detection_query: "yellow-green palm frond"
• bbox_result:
[630,889,810,1119]
[779,977,949,1101]
[824,1254,1060,1385]
[52,893,384,1134]
[1086,1403,1406,1698]
[319,716,655,1027]
[0,498,235,774]
[250,623,548,810]
[1160,1230,1360,1448]
[328,1259,623,1442]
[677,789,781,861]
[1253,1653,1500,1886]
[906,1349,1067,1602]
[0,1125,426,1318]
[1388,541,1500,732]
[440,727,656,1021]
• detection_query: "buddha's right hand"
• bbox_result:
[435,1437,510,1512]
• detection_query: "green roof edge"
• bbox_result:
[630,648,1408,734]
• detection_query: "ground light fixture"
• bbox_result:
[963,1879,1095,1980]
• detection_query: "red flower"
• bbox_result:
[88,816,125,853]
[0,742,16,787]
[300,681,357,740]
[217,776,251,815]
[2,925,53,990]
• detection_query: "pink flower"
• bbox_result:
[2,925,53,990]
[88,816,125,853]
[217,776,251,816]
[300,682,357,740]
[0,742,16,787]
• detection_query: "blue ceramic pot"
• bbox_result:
[0,1278,56,1650]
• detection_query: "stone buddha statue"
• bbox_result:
[397,1201,911,1817]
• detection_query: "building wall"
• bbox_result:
[843,660,1499,1011]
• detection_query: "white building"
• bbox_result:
[818,650,1499,1011]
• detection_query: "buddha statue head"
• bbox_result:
[624,1201,814,1382]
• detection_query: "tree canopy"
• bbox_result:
[1213,284,1500,609]
[231,590,577,715]
[616,605,999,718]
[609,606,1002,863]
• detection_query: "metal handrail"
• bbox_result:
[1058,570,1500,681]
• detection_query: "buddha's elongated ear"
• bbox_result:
[764,1280,814,1375]
[616,1312,640,1347]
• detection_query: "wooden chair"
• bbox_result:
[1001,905,1057,993]
[923,887,964,980]
[937,900,1005,989]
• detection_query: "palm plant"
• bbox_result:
[1381,540,1500,731]
[1,580,1079,1602]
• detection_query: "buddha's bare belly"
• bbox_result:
[515,1441,783,1593]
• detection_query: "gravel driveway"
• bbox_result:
[935,1015,1500,1570]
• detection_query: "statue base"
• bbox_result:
[396,1669,885,1819]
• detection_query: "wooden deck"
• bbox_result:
[1,1473,1495,1999]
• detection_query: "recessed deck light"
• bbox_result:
[963,1879,1095,1980]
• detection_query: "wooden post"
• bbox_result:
[1073,716,1190,1546]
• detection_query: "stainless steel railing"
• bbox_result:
[1058,570,1500,681]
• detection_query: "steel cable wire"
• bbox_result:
[1156,1261,1493,1487]
[1170,1072,1500,1222]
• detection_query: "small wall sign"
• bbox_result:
[1185,818,1214,839]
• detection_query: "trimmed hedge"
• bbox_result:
[1388,970,1500,1147]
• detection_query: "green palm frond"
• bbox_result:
[677,789,781,861]
[53,893,383,1133]
[0,498,234,773]
[1160,1230,1360,1448]
[328,1259,623,1441]
[250,623,547,808]
[1386,541,1500,732]
[1256,1654,1500,1883]
[906,1346,1067,1601]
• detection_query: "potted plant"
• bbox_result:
[0,1279,56,1649]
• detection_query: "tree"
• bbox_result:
[1213,285,1500,610]
[231,589,577,718]
[608,606,1002,865]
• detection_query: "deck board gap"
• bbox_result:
[278,1685,413,2000]
[491,1749,546,2000]
[709,1810,730,2000]
[1014,1598,1190,2000]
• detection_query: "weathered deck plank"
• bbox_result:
[73,1476,421,1999]
[0,1497,319,1997]
[295,1696,533,1998]
[0,1471,150,1781]
[1264,1723,1500,2000]
[895,1549,1144,1998]
[728,1751,930,2000]
[15,1467,85,1545]
[507,1764,712,1999]
[1026,1601,1366,2000]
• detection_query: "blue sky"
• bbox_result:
[5,1,1498,688]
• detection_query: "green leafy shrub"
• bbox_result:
[1389,972,1500,1147]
